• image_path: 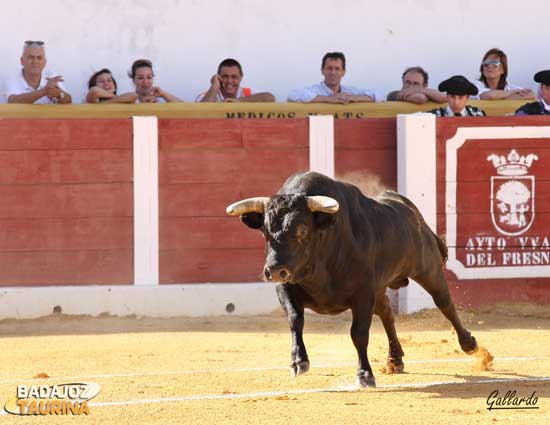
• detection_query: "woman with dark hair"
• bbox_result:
[86,68,137,103]
[476,48,534,100]
[128,59,182,103]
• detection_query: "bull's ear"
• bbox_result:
[240,212,264,229]
[313,211,335,229]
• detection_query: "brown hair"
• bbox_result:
[88,68,117,94]
[128,59,153,79]
[402,66,429,86]
[479,48,508,90]
[322,52,346,70]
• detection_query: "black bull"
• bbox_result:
[227,171,477,387]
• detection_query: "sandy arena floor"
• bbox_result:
[0,303,549,424]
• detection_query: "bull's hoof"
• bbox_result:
[386,357,405,374]
[290,360,310,377]
[356,371,376,388]
[460,335,478,355]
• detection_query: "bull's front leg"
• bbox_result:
[276,283,309,376]
[351,287,376,387]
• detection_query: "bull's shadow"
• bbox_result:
[323,370,550,401]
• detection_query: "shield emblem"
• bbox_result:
[490,175,535,236]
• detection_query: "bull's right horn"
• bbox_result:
[306,196,339,213]
[226,197,270,216]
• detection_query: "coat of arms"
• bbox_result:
[487,149,538,236]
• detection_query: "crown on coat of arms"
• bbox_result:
[487,149,538,176]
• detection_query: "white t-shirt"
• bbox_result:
[4,69,67,104]
[473,80,523,99]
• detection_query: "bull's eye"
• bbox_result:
[296,224,309,244]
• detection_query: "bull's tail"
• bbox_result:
[434,232,448,263]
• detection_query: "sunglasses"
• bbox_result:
[24,40,45,47]
[482,60,501,67]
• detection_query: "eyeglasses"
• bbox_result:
[24,40,45,47]
[482,60,501,67]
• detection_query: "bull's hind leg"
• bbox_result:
[414,269,478,354]
[374,291,405,373]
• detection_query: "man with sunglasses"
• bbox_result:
[515,70,550,116]
[5,41,72,104]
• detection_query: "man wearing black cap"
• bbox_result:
[428,75,486,117]
[515,70,550,115]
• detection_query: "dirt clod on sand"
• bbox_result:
[473,345,494,371]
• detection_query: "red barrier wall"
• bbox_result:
[0,120,133,286]
[436,116,550,306]
[335,118,397,190]
[158,119,309,283]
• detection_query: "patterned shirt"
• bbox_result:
[287,81,380,102]
[428,105,486,117]
[515,100,550,116]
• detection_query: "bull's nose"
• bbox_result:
[263,266,291,283]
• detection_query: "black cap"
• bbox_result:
[534,70,550,85]
[438,75,478,96]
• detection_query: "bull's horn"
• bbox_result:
[306,196,339,213]
[226,197,270,216]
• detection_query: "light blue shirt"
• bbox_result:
[287,81,380,102]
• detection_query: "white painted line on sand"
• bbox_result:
[0,356,545,385]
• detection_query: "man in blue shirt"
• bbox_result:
[287,52,379,104]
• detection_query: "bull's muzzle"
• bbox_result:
[263,266,292,283]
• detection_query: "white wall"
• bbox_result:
[2,0,548,103]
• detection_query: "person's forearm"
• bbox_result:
[479,90,510,100]
[307,95,341,103]
[7,89,46,104]
[160,90,182,102]
[102,92,138,104]
[350,95,374,103]
[200,87,219,102]
[403,93,430,104]
[238,92,275,102]
[422,88,447,103]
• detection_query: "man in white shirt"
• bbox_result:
[196,58,275,102]
[5,40,72,104]
[287,52,379,104]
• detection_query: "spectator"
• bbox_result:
[86,68,137,104]
[288,52,379,104]
[129,59,182,103]
[6,40,72,104]
[428,75,485,117]
[515,70,550,115]
[387,66,446,104]
[475,48,534,100]
[196,58,275,102]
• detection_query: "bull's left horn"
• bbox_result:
[306,196,339,213]
[226,197,270,216]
